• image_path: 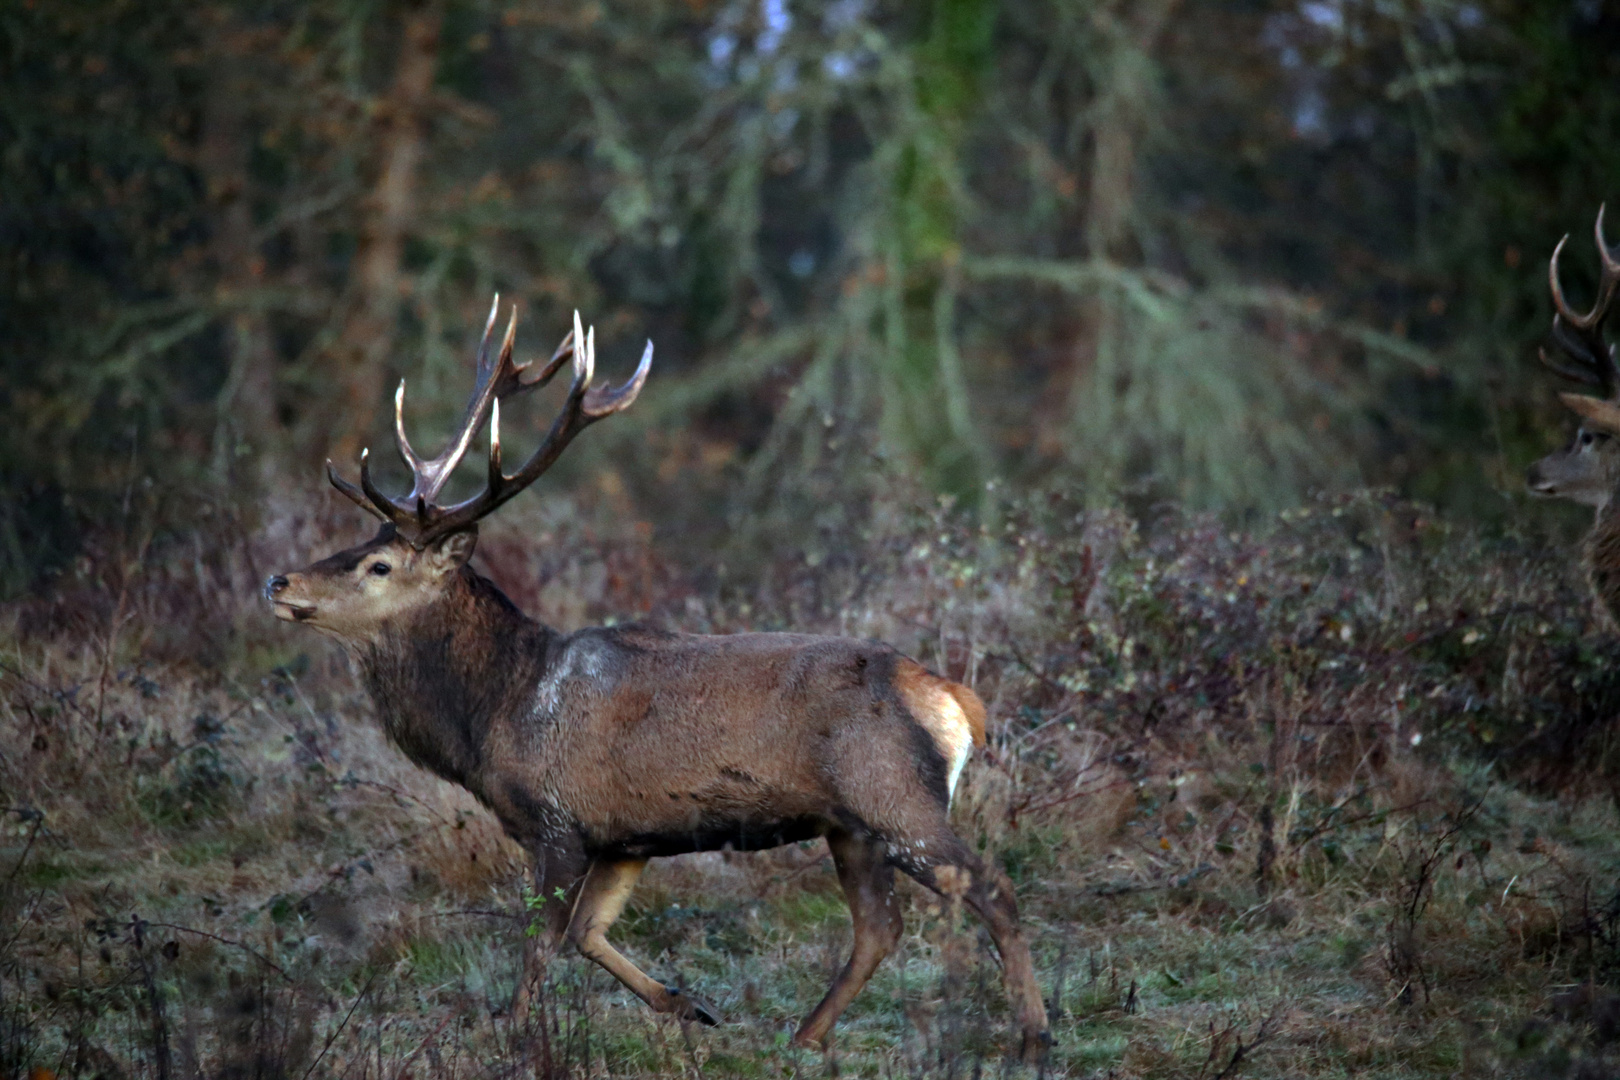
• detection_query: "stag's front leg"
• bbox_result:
[792,830,903,1048]
[567,858,722,1026]
[512,843,586,1022]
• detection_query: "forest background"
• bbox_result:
[7,1,1620,1077]
[5,0,1619,579]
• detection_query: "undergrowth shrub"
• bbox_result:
[0,483,1619,1075]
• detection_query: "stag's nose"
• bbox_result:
[265,575,289,600]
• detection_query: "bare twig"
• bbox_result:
[1200,1005,1284,1080]
[393,1010,457,1080]
[140,921,293,982]
[300,968,380,1080]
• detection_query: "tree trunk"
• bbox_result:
[1066,0,1179,446]
[331,2,443,461]
[198,34,279,482]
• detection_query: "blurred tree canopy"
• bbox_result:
[3,0,1618,589]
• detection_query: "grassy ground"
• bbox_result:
[6,486,1620,1078]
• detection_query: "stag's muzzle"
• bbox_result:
[1525,462,1557,496]
[265,574,315,621]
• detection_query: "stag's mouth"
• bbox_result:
[1525,467,1560,497]
[272,601,317,622]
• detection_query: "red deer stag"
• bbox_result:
[264,301,1052,1060]
[1527,207,1620,622]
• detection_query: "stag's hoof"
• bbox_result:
[666,985,722,1026]
[1019,1029,1054,1065]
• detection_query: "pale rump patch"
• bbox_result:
[894,660,986,802]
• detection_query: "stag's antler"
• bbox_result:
[328,297,652,547]
[1542,205,1620,393]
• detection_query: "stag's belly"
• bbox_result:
[560,754,846,855]
[587,814,831,860]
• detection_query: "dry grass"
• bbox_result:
[4,485,1620,1077]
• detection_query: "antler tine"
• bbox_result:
[536,329,578,386]
[332,299,651,546]
[583,338,653,417]
[1549,233,1579,325]
[1550,313,1612,371]
[488,395,505,497]
[492,313,656,490]
[415,314,654,544]
[327,459,390,523]
[1599,203,1620,279]
[1545,208,1620,398]
[474,294,501,382]
[385,297,501,487]
[1550,210,1620,329]
[1598,204,1620,354]
[402,301,521,511]
[576,311,594,386]
[1539,345,1606,387]
[358,448,416,531]
[393,380,427,477]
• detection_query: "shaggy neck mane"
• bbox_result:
[361,568,550,792]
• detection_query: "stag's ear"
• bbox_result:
[422,529,478,578]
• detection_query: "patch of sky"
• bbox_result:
[706,0,796,86]
[759,0,792,56]
[824,0,867,32]
[820,0,868,82]
[1294,87,1327,138]
[707,0,866,87]
[1300,0,1344,32]
[1258,12,1292,55]
[823,52,856,80]
[706,0,747,80]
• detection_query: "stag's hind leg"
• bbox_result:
[830,717,1050,1060]
[567,858,722,1026]
[792,830,904,1049]
[889,834,1051,1063]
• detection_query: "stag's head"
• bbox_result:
[265,301,651,642]
[1528,208,1620,509]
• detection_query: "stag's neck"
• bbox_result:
[360,569,552,795]
[1586,501,1620,626]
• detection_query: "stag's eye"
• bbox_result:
[369,562,391,577]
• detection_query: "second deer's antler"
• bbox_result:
[328,297,652,546]
[1542,205,1620,392]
